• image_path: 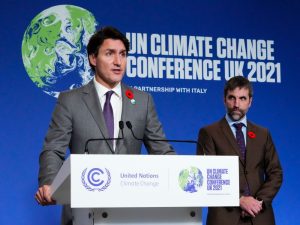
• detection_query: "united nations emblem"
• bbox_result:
[81,168,111,191]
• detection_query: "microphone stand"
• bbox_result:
[84,121,124,154]
[125,121,199,146]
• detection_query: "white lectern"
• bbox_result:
[51,155,239,225]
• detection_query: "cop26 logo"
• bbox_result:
[178,167,203,193]
[81,168,111,191]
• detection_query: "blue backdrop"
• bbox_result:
[0,0,299,224]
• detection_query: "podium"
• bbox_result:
[51,155,239,225]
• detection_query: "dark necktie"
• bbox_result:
[233,123,250,195]
[103,91,114,139]
[233,123,246,161]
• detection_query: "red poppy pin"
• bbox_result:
[125,89,136,104]
[248,131,256,139]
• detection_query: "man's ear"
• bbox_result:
[249,97,253,108]
[89,54,96,67]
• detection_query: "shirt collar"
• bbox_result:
[225,113,247,128]
[93,77,122,99]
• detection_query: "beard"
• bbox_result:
[228,109,245,121]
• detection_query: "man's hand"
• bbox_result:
[240,196,263,217]
[35,185,56,206]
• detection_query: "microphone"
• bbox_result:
[125,121,199,146]
[125,121,142,141]
[84,121,124,154]
[119,120,124,139]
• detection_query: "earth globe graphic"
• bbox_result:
[179,167,203,193]
[21,5,98,97]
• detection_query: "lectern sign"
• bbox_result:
[70,155,239,208]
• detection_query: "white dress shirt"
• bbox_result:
[94,78,122,150]
[225,114,247,144]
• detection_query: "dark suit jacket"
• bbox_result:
[197,117,282,225]
[38,81,175,225]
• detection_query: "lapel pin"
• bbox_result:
[247,131,256,139]
[125,89,136,105]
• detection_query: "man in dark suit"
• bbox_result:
[35,26,175,225]
[197,76,282,225]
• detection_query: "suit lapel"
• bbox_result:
[220,118,245,166]
[81,81,114,152]
[120,83,129,126]
[245,121,256,165]
[115,83,130,154]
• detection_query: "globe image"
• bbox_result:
[21,5,98,97]
[179,167,203,193]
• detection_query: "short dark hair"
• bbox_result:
[87,26,130,71]
[224,76,253,98]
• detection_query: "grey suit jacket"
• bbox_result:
[38,81,174,224]
[197,117,282,225]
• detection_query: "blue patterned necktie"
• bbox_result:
[233,123,246,161]
[103,91,114,139]
[233,123,250,195]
